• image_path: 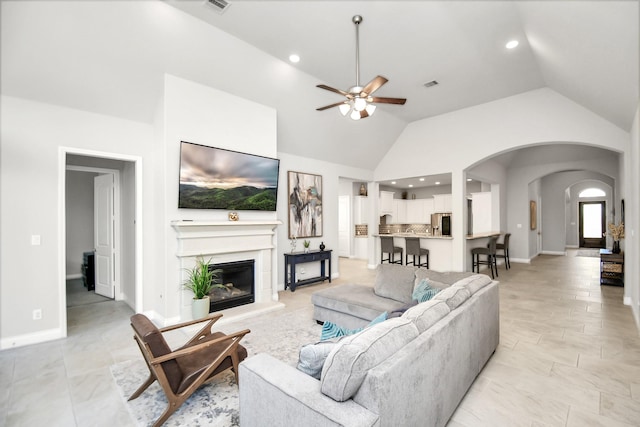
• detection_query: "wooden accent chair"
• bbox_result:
[129,313,250,427]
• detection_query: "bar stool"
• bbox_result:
[495,233,511,270]
[405,237,429,268]
[380,236,403,265]
[471,235,498,279]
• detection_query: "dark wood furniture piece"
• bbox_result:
[284,249,332,292]
[129,313,250,427]
[600,249,624,286]
[82,251,95,291]
[495,233,511,270]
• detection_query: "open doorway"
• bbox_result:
[579,201,606,248]
[61,148,143,336]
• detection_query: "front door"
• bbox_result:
[579,201,606,248]
[94,174,115,298]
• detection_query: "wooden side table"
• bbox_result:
[600,249,624,287]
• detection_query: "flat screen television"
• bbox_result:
[178,141,280,211]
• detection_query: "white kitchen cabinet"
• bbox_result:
[379,191,394,215]
[406,199,426,223]
[353,196,368,224]
[433,194,452,213]
[392,199,407,223]
[423,198,435,222]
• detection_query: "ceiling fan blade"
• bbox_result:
[316,101,348,111]
[360,76,388,97]
[371,97,407,105]
[316,84,351,97]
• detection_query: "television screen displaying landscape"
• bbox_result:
[178,142,280,211]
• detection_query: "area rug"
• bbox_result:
[576,249,600,258]
[111,308,322,427]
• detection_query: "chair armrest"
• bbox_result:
[239,353,379,427]
[158,313,223,333]
[151,329,250,365]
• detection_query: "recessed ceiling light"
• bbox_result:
[419,178,425,182]
[289,54,300,63]
[391,181,396,185]
[467,178,473,182]
[506,40,519,49]
[435,181,441,185]
[408,184,414,188]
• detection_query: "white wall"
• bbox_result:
[65,170,97,277]
[627,106,639,324]
[0,96,154,348]
[376,88,630,270]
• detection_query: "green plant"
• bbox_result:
[183,257,222,300]
[303,240,310,248]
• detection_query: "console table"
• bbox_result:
[284,249,332,292]
[600,249,624,287]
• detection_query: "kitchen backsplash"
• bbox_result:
[355,224,368,237]
[378,224,431,235]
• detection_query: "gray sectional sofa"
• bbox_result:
[239,264,499,427]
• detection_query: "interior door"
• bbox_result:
[94,174,115,298]
[579,201,606,248]
[338,195,350,257]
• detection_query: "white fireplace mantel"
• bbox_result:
[171,220,283,322]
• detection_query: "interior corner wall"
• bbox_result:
[627,105,639,325]
[160,74,278,322]
[0,95,154,348]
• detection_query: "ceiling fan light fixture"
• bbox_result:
[350,109,361,120]
[353,96,367,111]
[339,103,351,116]
[365,104,376,115]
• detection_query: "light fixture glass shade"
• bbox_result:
[339,103,351,116]
[353,96,367,111]
[365,104,376,115]
[350,109,361,120]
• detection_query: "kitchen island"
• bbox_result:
[374,233,454,271]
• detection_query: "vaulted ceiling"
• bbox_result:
[1,1,638,170]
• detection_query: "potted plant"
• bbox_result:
[303,240,311,253]
[183,256,221,319]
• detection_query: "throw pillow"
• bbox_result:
[412,279,441,303]
[320,311,388,341]
[297,339,341,379]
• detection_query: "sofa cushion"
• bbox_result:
[412,279,441,303]
[433,286,471,310]
[453,274,492,295]
[321,317,419,402]
[414,269,474,289]
[297,338,342,379]
[402,300,451,333]
[374,264,417,304]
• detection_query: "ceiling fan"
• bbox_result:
[316,15,406,120]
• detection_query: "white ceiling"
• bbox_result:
[168,0,638,130]
[1,1,638,171]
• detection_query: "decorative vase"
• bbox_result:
[319,242,326,251]
[359,184,367,196]
[304,247,310,253]
[192,296,210,319]
[613,240,621,254]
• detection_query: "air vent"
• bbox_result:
[424,80,439,88]
[205,0,230,13]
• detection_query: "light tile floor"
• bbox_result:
[1,251,639,426]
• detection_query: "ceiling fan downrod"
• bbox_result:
[353,15,363,89]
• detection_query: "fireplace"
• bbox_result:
[208,260,255,312]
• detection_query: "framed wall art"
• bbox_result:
[288,171,323,238]
[530,200,537,230]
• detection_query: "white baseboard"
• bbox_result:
[542,250,567,256]
[0,328,65,350]
[566,245,579,249]
[510,257,531,264]
[624,297,632,306]
[65,273,82,280]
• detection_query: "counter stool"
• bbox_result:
[405,237,429,268]
[381,236,403,265]
[471,235,498,279]
[495,233,511,270]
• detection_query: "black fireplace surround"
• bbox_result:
[207,260,255,312]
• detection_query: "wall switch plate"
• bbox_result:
[516,224,522,229]
[33,309,42,320]
[31,235,41,245]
